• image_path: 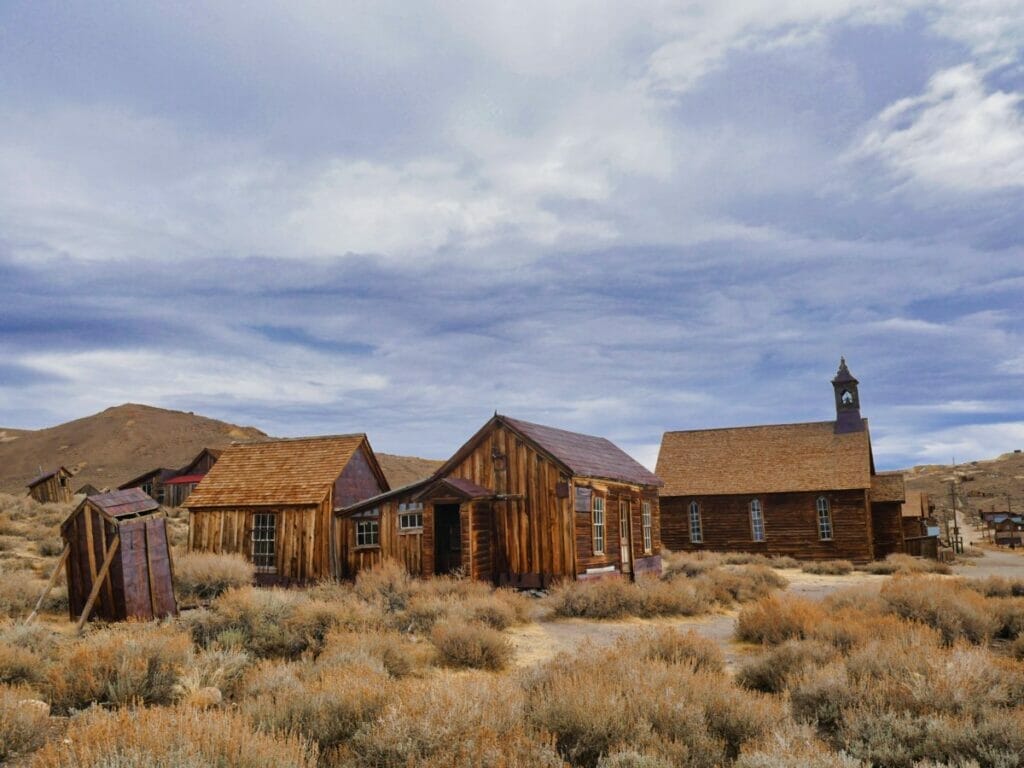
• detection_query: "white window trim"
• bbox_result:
[252,512,277,574]
[689,501,703,544]
[816,496,834,541]
[641,500,653,554]
[750,498,765,542]
[593,496,606,555]
[398,502,424,532]
[356,518,380,548]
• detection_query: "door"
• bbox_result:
[434,503,462,574]
[620,500,632,572]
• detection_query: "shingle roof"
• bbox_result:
[656,420,873,497]
[28,466,71,488]
[413,476,494,501]
[502,416,662,487]
[871,472,905,503]
[88,488,160,518]
[184,435,367,507]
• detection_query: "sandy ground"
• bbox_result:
[510,551,1024,669]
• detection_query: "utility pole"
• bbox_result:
[949,457,961,554]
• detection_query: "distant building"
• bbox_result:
[27,467,74,504]
[118,467,179,506]
[656,359,904,563]
[162,447,223,507]
[337,414,664,586]
[184,435,388,583]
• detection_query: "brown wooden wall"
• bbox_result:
[63,504,176,623]
[336,495,425,579]
[30,472,73,504]
[188,499,331,582]
[660,489,874,563]
[573,482,661,574]
[871,500,905,558]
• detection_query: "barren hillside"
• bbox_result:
[0,404,268,494]
[376,454,444,488]
[904,450,1024,522]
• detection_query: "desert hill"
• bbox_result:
[904,450,1024,521]
[0,404,443,496]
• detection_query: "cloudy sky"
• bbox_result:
[2,1,1023,470]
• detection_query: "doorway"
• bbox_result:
[620,500,632,573]
[434,503,462,574]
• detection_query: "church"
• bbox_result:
[656,359,905,563]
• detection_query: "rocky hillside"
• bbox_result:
[904,450,1024,521]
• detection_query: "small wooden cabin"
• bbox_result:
[657,359,900,564]
[185,435,388,583]
[337,415,664,586]
[163,447,223,507]
[27,467,74,504]
[119,467,179,506]
[61,488,177,624]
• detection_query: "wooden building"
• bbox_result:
[901,490,940,558]
[657,359,903,564]
[60,488,177,626]
[27,467,74,504]
[162,447,222,507]
[337,414,664,586]
[185,435,388,583]
[119,467,179,506]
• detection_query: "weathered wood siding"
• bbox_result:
[30,471,73,504]
[188,499,332,582]
[63,504,176,623]
[337,494,425,579]
[870,500,905,558]
[335,447,387,508]
[573,483,660,574]
[660,489,874,563]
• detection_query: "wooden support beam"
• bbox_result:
[25,545,70,624]
[75,535,120,634]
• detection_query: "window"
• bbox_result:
[252,513,277,573]
[356,519,380,547]
[641,501,653,554]
[689,501,703,544]
[593,496,605,554]
[816,496,833,541]
[620,501,630,542]
[398,502,423,531]
[749,498,765,542]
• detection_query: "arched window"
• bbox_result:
[816,496,833,541]
[749,498,765,542]
[689,501,703,544]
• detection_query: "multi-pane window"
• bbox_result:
[356,519,380,547]
[593,496,606,554]
[398,502,424,531]
[749,498,765,542]
[641,501,653,553]
[689,501,703,544]
[816,496,833,541]
[252,513,277,573]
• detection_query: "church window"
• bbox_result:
[816,496,833,540]
[689,501,703,544]
[749,498,765,542]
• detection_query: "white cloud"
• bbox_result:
[854,64,1024,191]
[874,421,1024,465]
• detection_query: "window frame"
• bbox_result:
[816,496,834,541]
[749,498,766,542]
[398,502,424,532]
[688,500,703,544]
[251,512,277,574]
[592,496,606,555]
[641,500,653,554]
[356,518,380,548]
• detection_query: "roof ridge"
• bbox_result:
[499,414,615,444]
[232,433,365,443]
[663,419,843,435]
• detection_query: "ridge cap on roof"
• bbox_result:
[236,433,366,443]
[662,419,867,436]
[500,414,614,443]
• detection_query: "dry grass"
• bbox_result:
[615,627,725,673]
[1,683,50,762]
[858,553,952,575]
[548,576,712,619]
[173,551,255,602]
[430,619,514,670]
[800,560,854,576]
[736,594,827,645]
[30,703,318,767]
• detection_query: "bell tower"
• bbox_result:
[832,357,864,434]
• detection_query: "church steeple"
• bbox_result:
[832,357,864,434]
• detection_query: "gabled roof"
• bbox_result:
[28,466,72,488]
[656,420,873,497]
[414,476,494,501]
[871,472,905,503]
[337,478,432,516]
[118,467,179,490]
[184,434,371,508]
[437,414,662,488]
[177,447,223,476]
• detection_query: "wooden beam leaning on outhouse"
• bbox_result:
[75,535,121,634]
[25,544,70,625]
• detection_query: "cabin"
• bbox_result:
[162,447,222,507]
[991,515,1024,547]
[657,359,902,564]
[337,414,664,586]
[60,488,177,626]
[27,467,74,504]
[119,467,179,506]
[184,435,388,584]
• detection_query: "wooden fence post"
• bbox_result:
[75,536,120,634]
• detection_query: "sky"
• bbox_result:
[1,1,1023,471]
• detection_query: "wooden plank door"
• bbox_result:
[620,500,632,573]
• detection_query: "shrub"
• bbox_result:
[354,559,415,612]
[430,620,513,670]
[320,629,434,678]
[174,644,252,701]
[697,565,788,604]
[1012,633,1024,660]
[616,627,725,673]
[0,683,49,761]
[0,642,43,685]
[30,703,317,767]
[737,640,837,693]
[879,578,999,644]
[548,576,711,619]
[173,552,254,602]
[735,724,866,768]
[801,560,854,576]
[44,622,191,712]
[36,539,64,557]
[736,594,826,645]
[859,554,952,576]
[967,576,1024,598]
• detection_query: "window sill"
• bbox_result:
[398,528,424,535]
[355,544,381,550]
